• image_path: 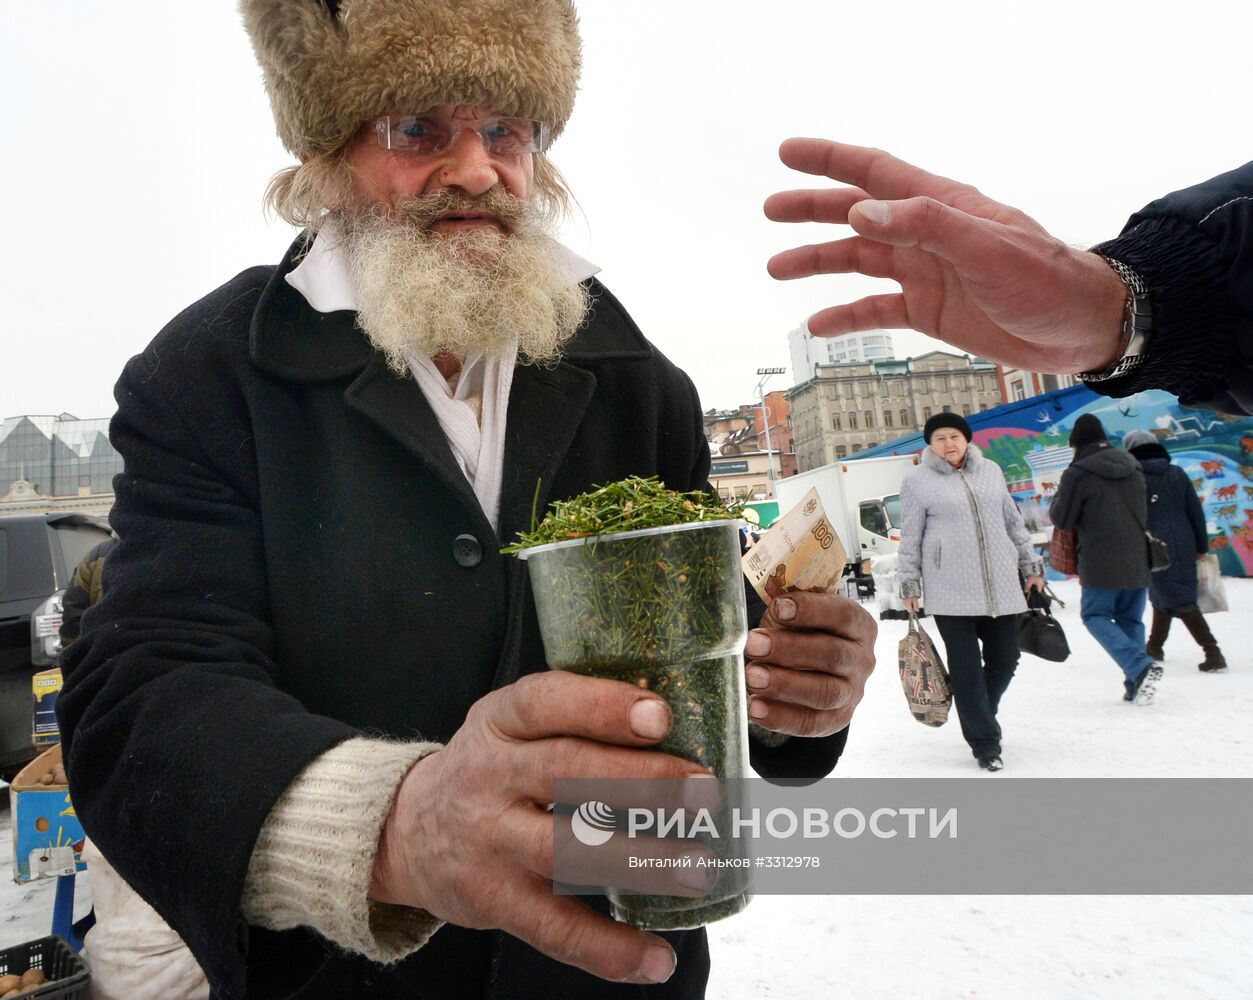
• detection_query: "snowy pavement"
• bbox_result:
[3,579,1251,998]
[707,577,1253,1000]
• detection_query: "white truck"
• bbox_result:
[773,454,919,575]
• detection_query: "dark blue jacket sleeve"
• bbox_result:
[1090,162,1253,413]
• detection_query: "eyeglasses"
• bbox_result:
[373,114,552,156]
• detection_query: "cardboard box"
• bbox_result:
[9,744,86,883]
[32,667,63,746]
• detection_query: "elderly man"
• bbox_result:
[58,3,875,999]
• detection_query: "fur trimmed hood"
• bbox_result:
[240,0,582,158]
[920,442,984,475]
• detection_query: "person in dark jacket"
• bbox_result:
[54,4,876,999]
[58,535,116,644]
[1122,429,1227,671]
[765,142,1252,413]
[1050,415,1161,704]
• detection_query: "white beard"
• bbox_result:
[338,195,591,376]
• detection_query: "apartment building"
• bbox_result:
[787,351,1002,472]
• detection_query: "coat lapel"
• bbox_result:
[497,361,597,547]
[250,241,490,529]
[343,354,490,528]
[495,279,651,545]
[490,361,596,690]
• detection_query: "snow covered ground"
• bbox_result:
[3,579,1251,998]
[706,577,1253,1000]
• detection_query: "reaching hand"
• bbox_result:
[765,138,1129,375]
[743,593,876,737]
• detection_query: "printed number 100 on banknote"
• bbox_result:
[741,488,849,603]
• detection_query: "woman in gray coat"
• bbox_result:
[899,414,1044,771]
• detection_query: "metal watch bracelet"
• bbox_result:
[1077,254,1152,383]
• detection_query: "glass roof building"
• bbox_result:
[0,414,121,498]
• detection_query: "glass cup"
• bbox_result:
[519,519,752,928]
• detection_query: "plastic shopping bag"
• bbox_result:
[1197,553,1228,614]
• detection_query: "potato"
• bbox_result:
[20,967,47,986]
[38,772,54,786]
[0,975,19,992]
[0,988,20,999]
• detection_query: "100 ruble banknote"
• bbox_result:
[741,487,848,603]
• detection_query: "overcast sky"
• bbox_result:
[2,1,1249,421]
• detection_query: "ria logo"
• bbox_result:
[570,801,616,847]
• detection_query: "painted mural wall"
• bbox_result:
[851,385,1253,578]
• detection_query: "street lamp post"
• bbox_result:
[755,367,787,497]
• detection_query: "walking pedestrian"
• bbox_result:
[1050,415,1160,703]
[1122,429,1227,672]
[898,413,1045,771]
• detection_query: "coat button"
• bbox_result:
[453,533,482,567]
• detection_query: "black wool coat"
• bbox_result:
[1131,443,1208,610]
[57,240,845,1000]
[1049,442,1152,590]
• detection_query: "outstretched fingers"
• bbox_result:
[767,236,897,281]
[777,138,973,203]
[763,186,870,224]
[846,194,1005,266]
[805,294,912,338]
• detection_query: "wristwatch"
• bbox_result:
[1077,254,1153,383]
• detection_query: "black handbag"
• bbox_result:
[1114,489,1171,573]
[1019,587,1071,662]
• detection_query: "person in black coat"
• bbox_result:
[1050,415,1160,704]
[1122,429,1227,671]
[54,4,877,999]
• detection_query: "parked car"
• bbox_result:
[0,512,112,777]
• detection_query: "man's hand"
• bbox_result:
[902,596,921,616]
[1025,575,1045,592]
[369,671,711,986]
[743,592,876,738]
[764,139,1129,374]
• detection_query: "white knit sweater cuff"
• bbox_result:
[240,736,444,963]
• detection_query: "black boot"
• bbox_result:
[1179,608,1227,672]
[1146,605,1170,662]
[977,752,1004,772]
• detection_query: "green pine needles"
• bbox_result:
[502,476,745,553]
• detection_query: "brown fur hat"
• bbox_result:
[240,0,582,158]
